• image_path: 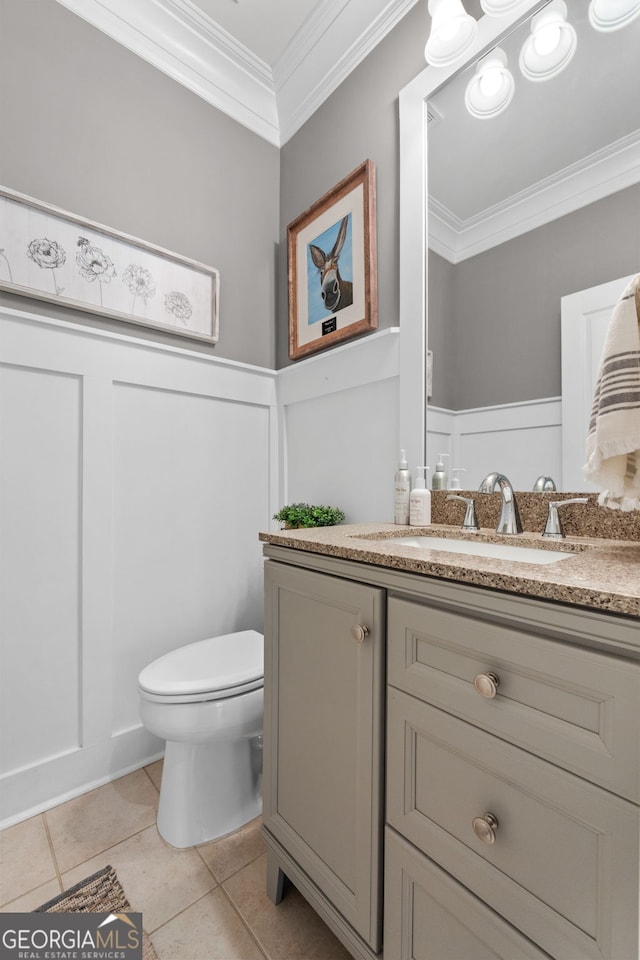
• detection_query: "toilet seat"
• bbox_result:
[138,629,263,704]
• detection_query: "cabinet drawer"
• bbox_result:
[388,596,640,802]
[384,827,551,960]
[387,688,639,960]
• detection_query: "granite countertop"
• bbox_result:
[259,522,640,618]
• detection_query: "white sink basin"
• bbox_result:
[385,536,573,565]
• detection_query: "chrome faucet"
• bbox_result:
[478,472,523,535]
[533,475,557,492]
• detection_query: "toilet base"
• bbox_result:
[157,735,263,848]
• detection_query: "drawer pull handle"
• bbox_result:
[351,624,369,643]
[473,672,500,699]
[472,812,499,845]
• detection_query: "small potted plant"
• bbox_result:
[273,502,345,529]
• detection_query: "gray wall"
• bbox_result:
[0,0,280,368]
[429,184,640,409]
[277,0,429,368]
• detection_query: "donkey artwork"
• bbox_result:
[309,215,353,314]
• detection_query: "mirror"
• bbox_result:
[423,0,640,490]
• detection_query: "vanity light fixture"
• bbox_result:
[425,0,478,67]
[519,0,577,81]
[588,0,640,31]
[464,47,515,118]
[479,0,525,14]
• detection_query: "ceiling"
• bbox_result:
[189,0,324,64]
[54,0,421,146]
[53,0,640,255]
[427,0,640,260]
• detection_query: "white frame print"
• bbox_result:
[0,186,219,344]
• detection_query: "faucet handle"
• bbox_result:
[542,498,589,539]
[447,494,479,532]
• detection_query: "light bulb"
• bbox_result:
[479,66,504,97]
[520,0,576,82]
[589,0,640,31]
[465,47,514,118]
[425,0,478,67]
[533,21,562,55]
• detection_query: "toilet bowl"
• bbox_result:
[138,629,264,848]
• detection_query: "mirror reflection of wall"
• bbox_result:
[426,0,640,490]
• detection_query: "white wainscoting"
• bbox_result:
[428,397,563,492]
[2,309,561,827]
[0,307,278,827]
[277,328,401,524]
[0,313,401,827]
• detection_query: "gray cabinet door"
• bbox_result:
[263,560,385,952]
[385,827,552,960]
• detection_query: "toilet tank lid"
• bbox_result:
[138,630,264,697]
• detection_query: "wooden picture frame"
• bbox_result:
[0,187,219,344]
[287,160,377,361]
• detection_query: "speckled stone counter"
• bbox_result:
[432,490,640,540]
[259,520,640,618]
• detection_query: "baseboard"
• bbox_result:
[0,728,164,830]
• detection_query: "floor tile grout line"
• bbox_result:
[42,812,64,892]
[142,762,162,794]
[194,844,265,886]
[52,819,160,884]
[218,882,271,960]
[146,886,216,936]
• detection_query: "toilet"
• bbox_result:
[138,629,264,848]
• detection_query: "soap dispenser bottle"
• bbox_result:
[450,468,466,490]
[431,453,449,490]
[409,467,431,526]
[394,449,412,525]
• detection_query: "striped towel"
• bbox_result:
[584,274,640,510]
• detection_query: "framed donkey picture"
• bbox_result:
[287,160,377,361]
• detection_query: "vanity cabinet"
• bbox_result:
[262,545,640,960]
[262,559,385,959]
[385,592,640,960]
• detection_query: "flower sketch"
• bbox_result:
[122,264,156,314]
[0,249,13,283]
[164,290,193,325]
[76,236,116,306]
[27,237,66,294]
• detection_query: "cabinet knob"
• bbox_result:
[472,812,499,845]
[473,672,500,699]
[351,624,369,643]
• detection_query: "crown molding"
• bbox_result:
[55,0,420,147]
[275,0,421,144]
[55,0,280,143]
[428,130,640,263]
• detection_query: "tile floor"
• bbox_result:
[0,762,352,960]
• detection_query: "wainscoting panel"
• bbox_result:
[428,398,562,492]
[277,329,401,525]
[0,364,82,773]
[111,383,270,735]
[0,307,277,827]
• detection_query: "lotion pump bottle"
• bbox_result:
[431,453,449,490]
[409,467,431,526]
[450,468,466,490]
[394,450,412,525]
